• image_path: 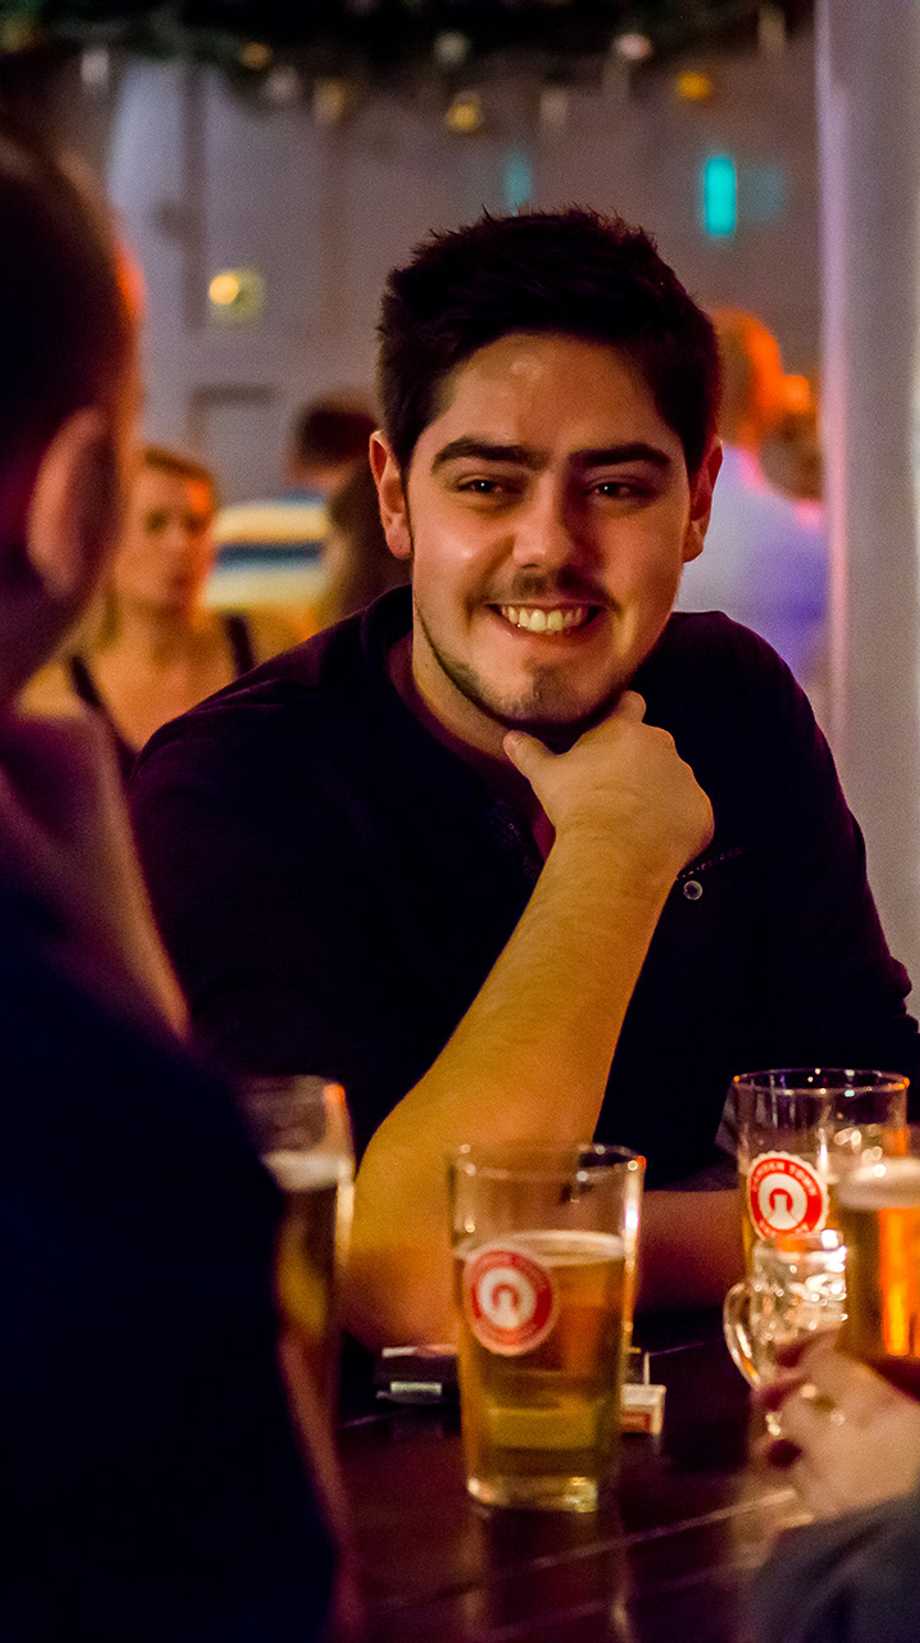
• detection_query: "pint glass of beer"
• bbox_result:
[839,1146,920,1399]
[448,1143,644,1512]
[240,1076,354,1412]
[731,1069,907,1266]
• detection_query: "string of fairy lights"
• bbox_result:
[0,2,812,129]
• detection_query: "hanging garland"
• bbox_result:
[0,1,813,86]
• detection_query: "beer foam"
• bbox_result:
[462,1229,625,1265]
[839,1158,920,1211]
[263,1149,344,1193]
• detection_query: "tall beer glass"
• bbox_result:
[241,1076,354,1412]
[839,1143,920,1399]
[448,1143,644,1513]
[732,1069,907,1266]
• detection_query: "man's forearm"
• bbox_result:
[347,832,677,1345]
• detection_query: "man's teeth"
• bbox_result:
[499,605,590,634]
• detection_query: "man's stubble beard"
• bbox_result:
[411,586,621,750]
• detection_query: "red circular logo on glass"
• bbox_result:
[463,1242,558,1357]
[747,1151,829,1239]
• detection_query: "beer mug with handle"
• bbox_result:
[731,1069,908,1267]
[723,1231,847,1432]
[448,1142,644,1513]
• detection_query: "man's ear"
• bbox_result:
[370,431,412,562]
[682,439,723,565]
[26,408,123,605]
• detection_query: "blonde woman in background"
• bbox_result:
[26,444,297,781]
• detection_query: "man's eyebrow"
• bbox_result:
[572,443,673,470]
[431,438,547,472]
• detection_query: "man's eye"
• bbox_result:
[591,480,648,501]
[457,477,506,495]
[144,511,168,531]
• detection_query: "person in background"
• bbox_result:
[678,307,827,691]
[752,1333,920,1643]
[0,119,339,1640]
[211,396,376,627]
[317,457,409,627]
[131,208,917,1353]
[25,444,295,784]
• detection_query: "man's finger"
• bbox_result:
[796,1337,907,1426]
[757,1369,808,1412]
[503,730,551,782]
[613,689,646,723]
[774,1329,839,1371]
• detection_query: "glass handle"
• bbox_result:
[723,1280,760,1388]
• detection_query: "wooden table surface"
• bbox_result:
[338,1314,805,1642]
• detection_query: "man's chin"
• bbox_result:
[480,692,622,748]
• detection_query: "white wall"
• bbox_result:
[78,32,819,500]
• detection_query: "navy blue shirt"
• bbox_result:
[131,589,919,1184]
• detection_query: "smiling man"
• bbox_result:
[132,209,918,1347]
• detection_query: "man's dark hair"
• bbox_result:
[291,400,376,469]
[0,118,132,472]
[377,207,721,478]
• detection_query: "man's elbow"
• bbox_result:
[343,1244,456,1351]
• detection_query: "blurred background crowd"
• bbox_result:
[4,0,830,751]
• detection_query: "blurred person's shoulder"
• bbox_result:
[18,658,83,718]
[133,586,412,792]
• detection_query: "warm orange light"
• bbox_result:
[676,70,715,104]
[239,41,272,71]
[783,373,815,415]
[209,272,242,308]
[446,90,485,135]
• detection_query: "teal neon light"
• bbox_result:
[503,147,534,213]
[700,154,737,238]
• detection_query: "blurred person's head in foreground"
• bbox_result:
[712,306,785,454]
[111,444,217,627]
[0,117,135,704]
[286,396,376,498]
[323,456,409,623]
[0,122,345,1643]
[371,206,722,749]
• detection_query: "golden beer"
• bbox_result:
[455,1229,627,1512]
[840,1159,920,1399]
[266,1149,353,1411]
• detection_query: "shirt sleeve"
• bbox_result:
[751,1487,920,1643]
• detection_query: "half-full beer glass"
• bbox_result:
[241,1076,354,1411]
[839,1139,920,1399]
[732,1069,907,1266]
[448,1143,644,1512]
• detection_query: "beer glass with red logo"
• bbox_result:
[448,1143,644,1512]
[731,1069,908,1268]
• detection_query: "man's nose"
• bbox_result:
[510,483,583,570]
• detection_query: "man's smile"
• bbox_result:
[487,602,605,638]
